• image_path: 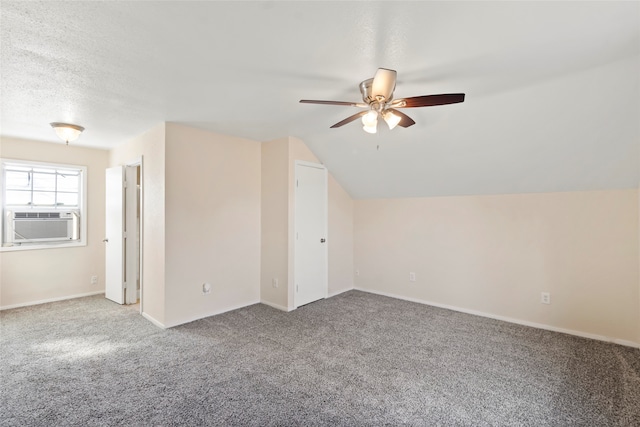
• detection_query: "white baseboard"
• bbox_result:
[260,288,353,312]
[354,287,640,349]
[164,299,261,328]
[611,338,640,348]
[141,311,166,329]
[260,300,292,312]
[261,288,354,312]
[0,291,104,311]
[328,287,353,298]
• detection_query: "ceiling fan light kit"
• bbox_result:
[362,110,379,133]
[300,68,465,133]
[382,110,401,130]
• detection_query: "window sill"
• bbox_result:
[0,240,87,253]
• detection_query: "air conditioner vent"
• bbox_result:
[5,210,79,244]
[14,212,61,219]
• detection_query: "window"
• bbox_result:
[1,159,87,250]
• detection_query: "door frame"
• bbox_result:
[293,160,328,308]
[126,157,144,313]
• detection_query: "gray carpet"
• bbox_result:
[1,291,639,426]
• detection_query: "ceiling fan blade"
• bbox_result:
[300,100,367,108]
[330,111,368,128]
[371,68,397,101]
[393,93,465,108]
[387,109,415,128]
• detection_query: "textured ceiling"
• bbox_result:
[1,1,638,198]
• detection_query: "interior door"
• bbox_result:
[294,162,328,307]
[105,166,124,304]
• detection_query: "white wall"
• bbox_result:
[109,124,166,325]
[0,137,108,308]
[355,189,639,345]
[163,123,261,327]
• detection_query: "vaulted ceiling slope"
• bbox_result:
[1,1,638,199]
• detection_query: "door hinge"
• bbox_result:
[123,231,128,239]
[296,179,299,187]
[296,284,299,292]
[124,180,128,189]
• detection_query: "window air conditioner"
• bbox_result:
[4,210,79,244]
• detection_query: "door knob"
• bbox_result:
[102,238,109,243]
[320,238,326,243]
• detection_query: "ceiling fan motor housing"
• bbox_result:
[360,78,387,104]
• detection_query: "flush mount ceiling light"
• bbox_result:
[300,68,465,133]
[50,122,85,145]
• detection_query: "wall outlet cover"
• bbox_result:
[541,292,551,304]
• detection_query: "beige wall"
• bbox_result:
[260,136,354,310]
[110,123,262,327]
[260,138,289,309]
[355,190,639,345]
[109,126,351,327]
[163,123,261,327]
[328,174,354,296]
[287,137,354,308]
[109,124,166,325]
[0,137,108,308]
[1,127,354,329]
[7,130,632,348]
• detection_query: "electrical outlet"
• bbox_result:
[202,283,211,295]
[541,292,551,304]
[272,278,279,288]
[409,272,416,282]
[90,275,98,285]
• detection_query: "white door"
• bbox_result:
[105,166,125,304]
[294,162,328,307]
[105,166,139,305]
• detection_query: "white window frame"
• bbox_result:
[0,158,88,252]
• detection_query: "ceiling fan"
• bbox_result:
[300,68,465,133]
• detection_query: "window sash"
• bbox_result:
[3,163,82,208]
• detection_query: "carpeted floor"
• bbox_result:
[1,290,639,426]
